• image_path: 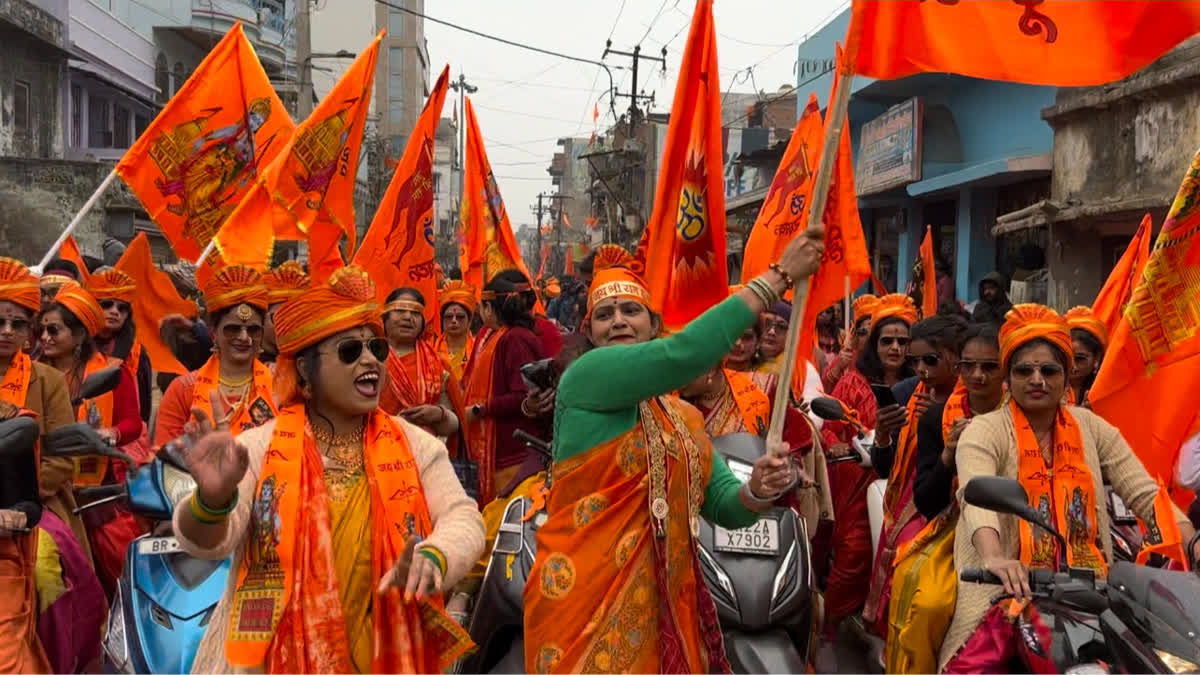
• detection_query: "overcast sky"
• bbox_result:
[424,0,848,230]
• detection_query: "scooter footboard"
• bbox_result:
[722,628,808,674]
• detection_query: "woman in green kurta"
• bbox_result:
[524,233,823,674]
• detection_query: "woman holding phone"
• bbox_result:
[378,287,461,438]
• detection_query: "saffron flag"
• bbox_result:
[114,233,196,375]
[1093,213,1152,335]
[59,236,92,285]
[307,222,346,285]
[537,242,550,278]
[791,45,872,385]
[850,0,1200,86]
[919,225,937,317]
[871,273,888,296]
[641,0,727,328]
[741,93,824,283]
[1136,478,1187,569]
[1090,146,1200,508]
[353,65,450,324]
[459,97,537,292]
[564,243,574,277]
[209,31,383,281]
[116,23,292,263]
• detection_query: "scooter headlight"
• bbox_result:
[104,592,129,670]
[1156,650,1200,674]
[162,463,197,508]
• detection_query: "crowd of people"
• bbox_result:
[0,223,1192,675]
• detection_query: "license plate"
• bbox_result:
[136,536,181,556]
[713,518,780,555]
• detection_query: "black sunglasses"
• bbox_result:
[221,324,264,340]
[907,353,941,367]
[99,299,130,313]
[1011,363,1065,378]
[957,359,1001,374]
[763,319,788,334]
[41,323,62,337]
[331,337,389,364]
[879,336,911,348]
[0,317,30,332]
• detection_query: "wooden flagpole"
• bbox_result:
[37,169,118,270]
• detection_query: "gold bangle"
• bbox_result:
[189,492,231,525]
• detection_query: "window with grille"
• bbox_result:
[14,81,29,132]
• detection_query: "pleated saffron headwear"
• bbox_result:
[1064,305,1109,350]
[587,244,650,316]
[202,265,270,316]
[853,294,880,324]
[53,282,104,337]
[272,266,383,405]
[0,258,41,314]
[264,261,310,306]
[88,269,136,304]
[999,303,1074,370]
[439,280,478,314]
[869,293,918,333]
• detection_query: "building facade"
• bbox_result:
[375,0,427,160]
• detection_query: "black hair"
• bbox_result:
[1070,327,1104,394]
[959,322,1000,356]
[100,311,137,361]
[384,287,427,336]
[446,267,463,281]
[44,302,98,371]
[43,258,80,280]
[295,341,337,432]
[1007,337,1070,376]
[856,316,916,384]
[440,301,473,320]
[483,270,535,330]
[937,299,970,322]
[909,315,968,354]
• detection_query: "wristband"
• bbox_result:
[190,490,237,525]
[418,546,448,576]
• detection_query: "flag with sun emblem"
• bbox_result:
[640,0,727,329]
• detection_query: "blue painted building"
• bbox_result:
[796,9,1057,303]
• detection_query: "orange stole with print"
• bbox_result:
[1010,399,1106,573]
[73,352,116,486]
[702,369,769,436]
[0,352,31,410]
[462,326,507,506]
[225,405,472,671]
[524,397,716,674]
[380,339,444,416]
[190,357,276,435]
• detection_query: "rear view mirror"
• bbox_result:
[44,423,134,469]
[809,397,848,422]
[963,475,1063,536]
[74,366,122,406]
[0,417,39,458]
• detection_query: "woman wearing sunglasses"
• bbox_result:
[175,266,483,673]
[436,281,476,381]
[154,266,277,446]
[884,322,1004,674]
[939,304,1196,672]
[1064,306,1107,408]
[88,269,153,426]
[378,287,461,438]
[818,293,916,641]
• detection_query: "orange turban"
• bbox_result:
[588,266,651,315]
[0,258,41,314]
[870,293,918,333]
[53,282,104,337]
[999,303,1074,370]
[538,276,561,300]
[88,269,136,304]
[439,280,478,314]
[272,266,383,405]
[202,265,269,315]
[593,244,634,271]
[1064,305,1108,350]
[264,261,310,305]
[853,294,879,323]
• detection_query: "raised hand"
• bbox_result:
[182,394,248,510]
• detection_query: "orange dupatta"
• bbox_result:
[0,352,32,409]
[461,326,507,506]
[225,405,472,672]
[436,333,474,382]
[1010,398,1105,572]
[380,339,444,416]
[523,397,727,674]
[72,352,116,487]
[699,369,770,437]
[190,356,276,436]
[881,381,928,530]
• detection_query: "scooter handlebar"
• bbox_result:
[960,568,1004,585]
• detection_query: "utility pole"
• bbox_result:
[531,193,569,275]
[533,193,544,275]
[296,0,312,119]
[449,73,478,216]
[603,41,666,136]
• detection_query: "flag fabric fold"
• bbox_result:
[113,233,196,375]
[1090,146,1200,507]
[59,236,92,285]
[640,0,727,329]
[115,23,293,264]
[1092,213,1151,335]
[352,65,451,323]
[850,0,1200,86]
[919,225,937,318]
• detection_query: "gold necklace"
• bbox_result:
[219,372,253,388]
[313,424,365,474]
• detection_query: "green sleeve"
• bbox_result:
[556,296,758,413]
[700,452,758,529]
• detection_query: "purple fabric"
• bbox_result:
[36,510,106,674]
[772,301,792,319]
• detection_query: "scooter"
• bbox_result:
[960,475,1200,674]
[44,422,230,674]
[462,431,814,674]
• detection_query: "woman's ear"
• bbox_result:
[650,313,663,337]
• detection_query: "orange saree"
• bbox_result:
[523,397,729,674]
[380,339,444,416]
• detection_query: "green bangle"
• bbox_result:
[194,489,238,517]
[418,546,447,576]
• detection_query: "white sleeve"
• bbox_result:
[1175,429,1200,490]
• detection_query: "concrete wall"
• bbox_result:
[0,23,65,158]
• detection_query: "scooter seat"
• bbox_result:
[1108,561,1200,639]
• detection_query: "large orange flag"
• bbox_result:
[741,93,824,283]
[851,0,1200,86]
[919,225,937,317]
[116,24,292,263]
[641,0,727,328]
[1090,147,1200,507]
[459,97,536,292]
[209,32,383,281]
[1092,213,1151,335]
[791,46,872,379]
[114,233,196,375]
[353,65,450,324]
